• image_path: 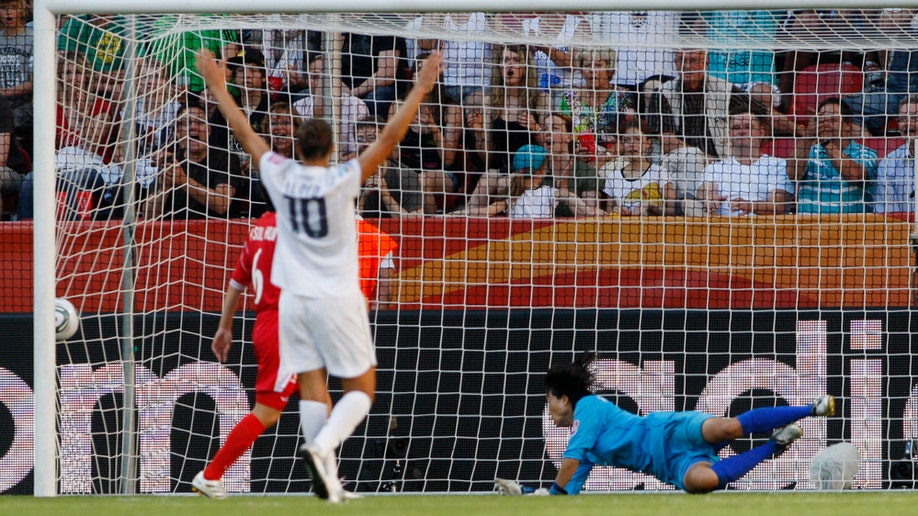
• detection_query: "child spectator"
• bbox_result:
[601,118,676,216]
[465,144,557,218]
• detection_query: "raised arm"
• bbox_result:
[358,52,443,182]
[196,50,271,164]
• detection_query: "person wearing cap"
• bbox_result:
[464,144,558,218]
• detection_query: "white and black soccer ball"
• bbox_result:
[54,298,80,341]
[810,442,860,490]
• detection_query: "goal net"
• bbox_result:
[9,9,918,495]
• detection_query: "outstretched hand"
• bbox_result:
[195,49,227,90]
[415,51,444,94]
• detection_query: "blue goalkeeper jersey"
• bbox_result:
[563,395,717,492]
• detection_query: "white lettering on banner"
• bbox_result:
[137,362,250,493]
[0,368,33,492]
[57,362,248,494]
[851,359,883,489]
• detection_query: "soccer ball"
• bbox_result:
[55,298,80,341]
[810,442,860,490]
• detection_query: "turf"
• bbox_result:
[2,492,917,516]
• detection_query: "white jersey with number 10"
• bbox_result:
[258,151,362,298]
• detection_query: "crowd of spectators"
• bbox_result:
[3,9,918,221]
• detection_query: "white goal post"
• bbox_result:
[29,0,918,498]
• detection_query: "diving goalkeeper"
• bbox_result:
[497,354,835,495]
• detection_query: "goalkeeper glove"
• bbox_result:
[494,478,553,496]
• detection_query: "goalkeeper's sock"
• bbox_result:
[299,400,329,442]
[312,391,372,454]
[711,440,779,490]
[736,405,813,434]
[203,413,265,481]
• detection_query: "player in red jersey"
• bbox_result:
[192,200,396,499]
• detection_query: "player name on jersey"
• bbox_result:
[248,225,278,242]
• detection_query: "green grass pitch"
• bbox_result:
[3,492,918,516]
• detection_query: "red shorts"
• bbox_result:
[253,310,297,410]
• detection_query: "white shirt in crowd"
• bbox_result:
[602,162,671,213]
[589,11,679,87]
[700,155,794,216]
[509,184,558,219]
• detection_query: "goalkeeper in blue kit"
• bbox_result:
[497,354,836,495]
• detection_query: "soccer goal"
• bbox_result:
[18,2,918,497]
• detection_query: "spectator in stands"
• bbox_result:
[542,112,606,217]
[340,26,409,118]
[844,10,918,135]
[242,22,315,98]
[355,118,424,217]
[388,52,464,214]
[588,11,679,89]
[56,51,94,149]
[687,10,784,86]
[57,14,126,99]
[601,118,676,216]
[0,94,21,219]
[463,45,552,211]
[523,12,592,91]
[211,49,271,169]
[293,52,369,160]
[133,58,182,155]
[741,81,801,137]
[484,44,551,172]
[875,95,918,214]
[640,92,708,216]
[0,0,32,155]
[465,144,558,218]
[696,111,794,216]
[246,100,299,218]
[791,97,878,214]
[406,13,491,107]
[143,101,245,219]
[556,48,632,164]
[20,98,134,220]
[146,15,240,94]
[660,48,757,160]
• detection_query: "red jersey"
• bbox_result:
[230,212,281,313]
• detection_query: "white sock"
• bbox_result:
[313,391,372,454]
[299,400,328,443]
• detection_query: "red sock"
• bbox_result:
[203,413,266,481]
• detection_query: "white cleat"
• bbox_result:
[298,443,344,503]
[191,471,228,499]
[812,395,836,417]
[340,489,363,500]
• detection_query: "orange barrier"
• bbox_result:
[1,214,912,313]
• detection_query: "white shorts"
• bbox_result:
[275,289,376,389]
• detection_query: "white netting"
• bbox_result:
[14,10,916,495]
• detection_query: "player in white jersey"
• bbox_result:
[198,49,443,503]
